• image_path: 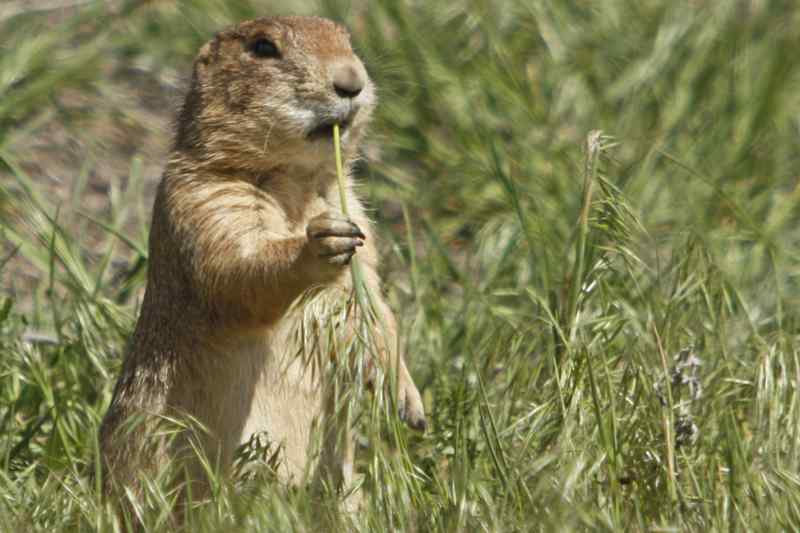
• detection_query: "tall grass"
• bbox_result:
[1,0,800,531]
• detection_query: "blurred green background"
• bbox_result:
[1,0,800,531]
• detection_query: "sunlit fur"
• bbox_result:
[99,16,424,505]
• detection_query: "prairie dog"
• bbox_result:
[99,16,425,500]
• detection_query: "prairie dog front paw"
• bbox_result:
[306,212,365,268]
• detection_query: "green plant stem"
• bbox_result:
[333,124,349,218]
[566,130,602,344]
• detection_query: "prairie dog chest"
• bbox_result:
[256,172,337,234]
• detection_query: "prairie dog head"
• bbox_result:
[176,16,375,172]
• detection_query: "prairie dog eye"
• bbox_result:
[250,38,280,58]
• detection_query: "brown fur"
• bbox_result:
[99,16,425,506]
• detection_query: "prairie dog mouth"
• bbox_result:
[307,115,353,140]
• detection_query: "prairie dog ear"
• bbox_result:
[191,41,217,89]
[196,42,213,67]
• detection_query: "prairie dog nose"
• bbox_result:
[331,59,366,98]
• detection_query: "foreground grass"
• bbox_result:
[1,0,800,531]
